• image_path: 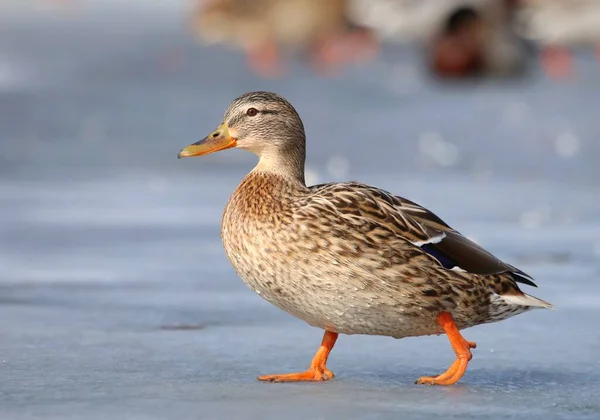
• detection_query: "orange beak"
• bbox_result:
[178,122,237,158]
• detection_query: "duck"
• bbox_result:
[352,0,528,78]
[514,0,600,78]
[428,1,529,78]
[178,91,552,385]
[190,0,378,77]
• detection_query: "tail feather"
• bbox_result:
[499,293,554,309]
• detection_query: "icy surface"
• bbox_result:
[1,3,600,419]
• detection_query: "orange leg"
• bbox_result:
[258,330,338,383]
[415,312,477,386]
[540,45,573,80]
[246,40,285,79]
[310,28,379,75]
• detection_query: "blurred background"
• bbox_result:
[1,1,599,419]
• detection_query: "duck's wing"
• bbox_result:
[305,182,537,288]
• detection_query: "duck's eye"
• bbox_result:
[246,107,259,117]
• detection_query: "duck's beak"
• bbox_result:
[178,122,237,159]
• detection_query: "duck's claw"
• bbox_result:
[540,45,573,80]
[258,366,334,383]
[246,40,285,78]
[415,312,476,386]
[257,330,338,383]
[310,27,379,74]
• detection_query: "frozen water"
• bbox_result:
[1,2,600,419]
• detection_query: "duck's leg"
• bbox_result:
[246,40,285,78]
[415,312,477,386]
[310,27,379,74]
[258,330,338,383]
[540,45,573,80]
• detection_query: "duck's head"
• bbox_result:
[178,91,307,180]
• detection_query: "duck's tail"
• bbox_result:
[500,293,554,309]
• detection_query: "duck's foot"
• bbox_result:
[540,45,573,80]
[415,312,476,386]
[246,40,285,78]
[257,330,338,383]
[310,27,379,75]
[258,366,334,383]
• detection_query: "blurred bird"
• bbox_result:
[178,91,552,385]
[190,0,379,77]
[353,0,529,79]
[430,1,529,78]
[515,0,600,79]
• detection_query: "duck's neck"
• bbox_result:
[253,147,306,187]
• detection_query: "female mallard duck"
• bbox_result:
[191,0,377,77]
[178,91,552,385]
[515,0,600,78]
[352,0,528,78]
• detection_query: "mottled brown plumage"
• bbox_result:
[178,91,552,385]
[190,0,378,77]
[192,0,350,51]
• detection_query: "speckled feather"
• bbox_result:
[193,0,350,50]
[215,91,552,339]
[221,175,551,338]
